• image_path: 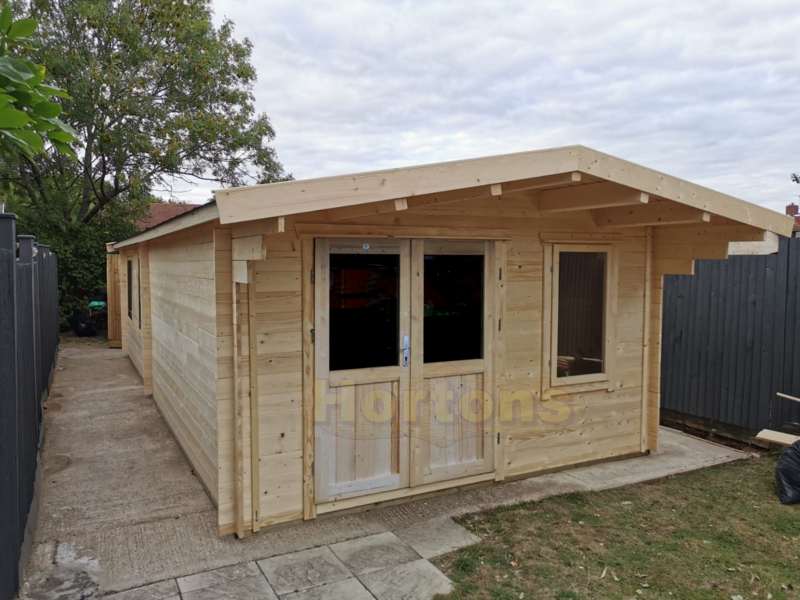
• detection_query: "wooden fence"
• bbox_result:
[0,213,60,600]
[661,236,800,439]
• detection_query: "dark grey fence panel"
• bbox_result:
[0,215,60,600]
[662,237,800,437]
[782,238,800,427]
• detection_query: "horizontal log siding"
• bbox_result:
[149,223,219,502]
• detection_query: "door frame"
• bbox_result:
[409,239,497,486]
[311,236,506,507]
[313,238,411,503]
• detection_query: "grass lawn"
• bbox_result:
[434,452,799,600]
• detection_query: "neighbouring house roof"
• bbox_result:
[137,203,202,230]
[113,146,795,249]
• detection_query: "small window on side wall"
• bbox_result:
[137,253,142,329]
[552,245,616,386]
[127,257,133,321]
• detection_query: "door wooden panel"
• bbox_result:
[315,237,498,504]
[410,240,496,486]
[314,238,410,503]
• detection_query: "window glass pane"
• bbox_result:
[423,255,483,363]
[138,256,142,329]
[557,251,606,377]
[127,259,132,320]
[329,253,399,371]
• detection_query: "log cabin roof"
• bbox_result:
[113,145,794,249]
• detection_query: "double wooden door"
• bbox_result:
[314,238,496,504]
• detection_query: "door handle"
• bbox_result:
[401,335,409,367]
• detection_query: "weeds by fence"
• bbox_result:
[0,213,60,600]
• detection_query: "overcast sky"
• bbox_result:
[179,0,800,214]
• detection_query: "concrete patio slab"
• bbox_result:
[177,562,263,594]
[258,547,351,595]
[181,574,276,600]
[395,516,481,559]
[329,532,421,576]
[22,345,755,599]
[358,559,453,600]
[280,577,373,600]
[103,580,179,600]
[558,428,749,491]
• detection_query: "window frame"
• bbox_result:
[126,254,133,322]
[422,240,487,365]
[137,251,142,330]
[550,243,618,388]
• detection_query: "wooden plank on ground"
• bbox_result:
[756,429,800,446]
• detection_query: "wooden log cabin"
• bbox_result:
[106,146,793,537]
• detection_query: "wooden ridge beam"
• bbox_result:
[539,182,648,214]
[594,202,710,229]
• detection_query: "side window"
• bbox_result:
[127,257,133,321]
[137,253,142,329]
[552,245,615,385]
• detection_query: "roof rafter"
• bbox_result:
[594,202,711,228]
[538,182,649,214]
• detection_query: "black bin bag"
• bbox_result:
[776,441,800,505]
[67,310,97,338]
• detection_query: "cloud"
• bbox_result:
[184,0,800,213]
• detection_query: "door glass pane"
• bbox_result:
[423,255,483,363]
[329,253,399,371]
[556,251,606,377]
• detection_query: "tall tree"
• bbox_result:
[7,0,287,229]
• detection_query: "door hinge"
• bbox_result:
[311,461,315,475]
[311,268,315,284]
[550,265,554,273]
[499,267,503,280]
[497,433,501,445]
[549,359,552,367]
[311,328,315,343]
[498,318,502,332]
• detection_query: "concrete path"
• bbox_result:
[103,527,473,600]
[22,345,753,599]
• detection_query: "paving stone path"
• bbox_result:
[105,521,480,600]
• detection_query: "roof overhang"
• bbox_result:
[113,145,794,249]
[213,145,793,237]
[114,201,220,249]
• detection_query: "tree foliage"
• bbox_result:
[7,0,288,229]
[0,3,77,162]
[5,186,149,324]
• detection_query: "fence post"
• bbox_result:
[0,213,20,600]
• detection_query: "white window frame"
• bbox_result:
[550,244,618,388]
